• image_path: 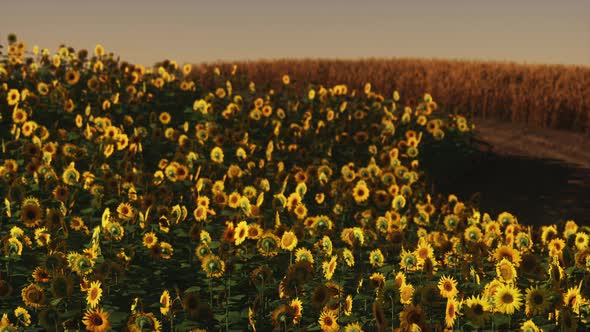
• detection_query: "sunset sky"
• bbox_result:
[1,0,588,67]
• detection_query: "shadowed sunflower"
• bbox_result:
[525,286,552,317]
[82,307,111,332]
[21,283,45,309]
[399,304,426,332]
[126,312,162,332]
[463,294,490,328]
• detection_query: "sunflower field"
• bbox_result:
[0,35,589,331]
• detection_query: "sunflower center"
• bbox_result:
[502,293,514,304]
[533,293,544,305]
[473,304,484,315]
[444,282,453,291]
[91,315,103,326]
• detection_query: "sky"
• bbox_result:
[1,0,589,67]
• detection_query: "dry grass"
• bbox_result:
[191,58,590,134]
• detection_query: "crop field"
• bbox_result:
[193,59,590,135]
[0,37,589,331]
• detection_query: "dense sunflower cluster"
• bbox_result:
[0,34,589,331]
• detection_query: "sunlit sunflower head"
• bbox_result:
[368,248,384,268]
[493,283,522,315]
[400,248,418,271]
[496,258,518,283]
[445,297,460,328]
[520,319,541,332]
[14,306,31,327]
[82,307,111,332]
[563,281,584,314]
[318,309,339,332]
[438,275,459,299]
[234,221,249,246]
[210,146,224,164]
[280,231,298,251]
[342,248,355,267]
[86,280,102,308]
[142,232,158,248]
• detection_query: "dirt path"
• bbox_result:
[471,117,590,169]
[428,117,590,226]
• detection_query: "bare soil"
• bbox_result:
[429,117,590,226]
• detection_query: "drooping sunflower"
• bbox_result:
[86,280,103,308]
[257,232,280,257]
[14,306,31,327]
[201,254,225,278]
[82,307,111,332]
[368,248,384,268]
[126,312,162,332]
[438,275,459,299]
[343,322,363,332]
[295,248,315,264]
[493,283,522,315]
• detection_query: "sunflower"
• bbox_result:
[257,232,280,257]
[493,283,522,315]
[368,248,384,268]
[280,231,298,251]
[322,256,338,280]
[142,232,158,248]
[343,322,363,332]
[438,275,458,299]
[463,294,490,328]
[575,232,589,250]
[116,202,134,220]
[400,283,415,305]
[201,254,225,278]
[445,297,460,328]
[293,203,307,220]
[399,248,418,271]
[318,309,339,332]
[414,240,434,264]
[160,242,173,259]
[295,248,314,264]
[87,280,102,308]
[352,181,370,203]
[65,69,80,85]
[524,286,551,317]
[50,273,74,299]
[496,258,517,283]
[344,294,353,316]
[32,267,51,283]
[234,221,249,246]
[21,283,45,309]
[399,304,426,332]
[182,292,200,318]
[82,307,111,332]
[127,312,162,332]
[210,146,224,164]
[520,319,541,332]
[342,248,355,267]
[290,298,303,324]
[563,281,583,314]
[7,89,20,106]
[20,202,43,228]
[14,306,31,327]
[492,245,522,267]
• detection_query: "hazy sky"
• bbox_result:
[1,0,589,66]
